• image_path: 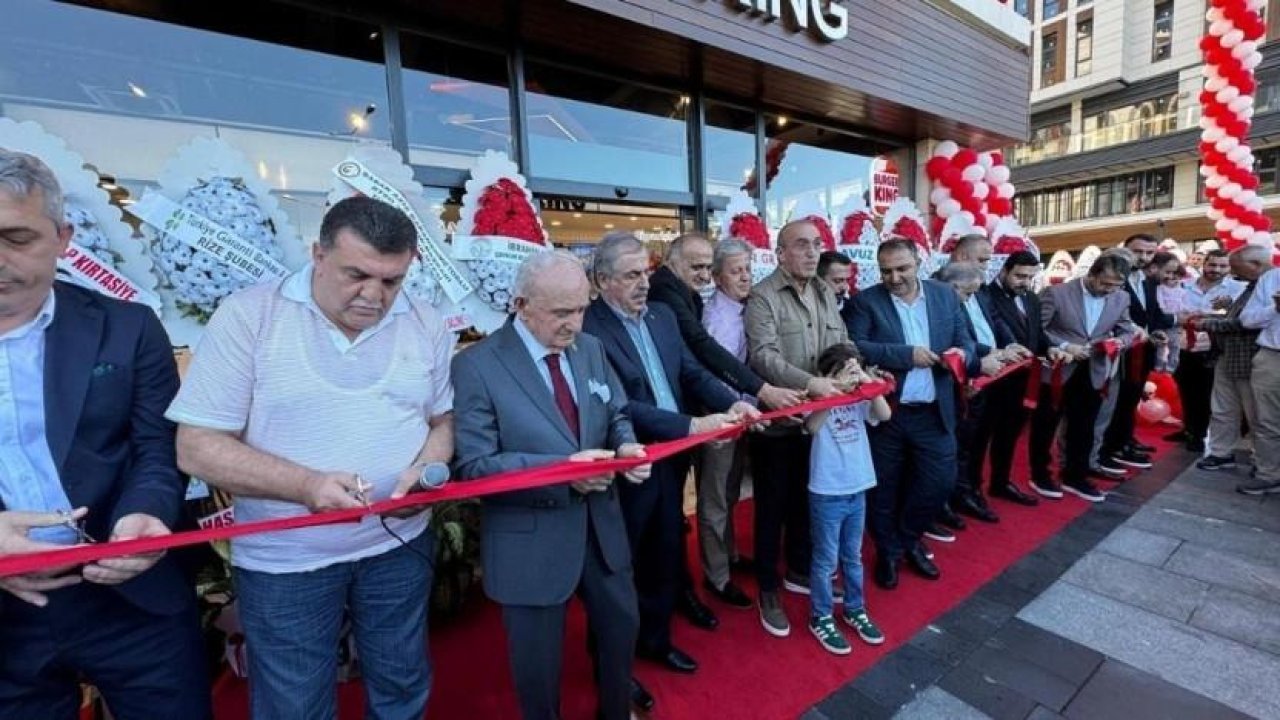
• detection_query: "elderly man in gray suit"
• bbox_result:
[1028,253,1137,503]
[452,250,652,720]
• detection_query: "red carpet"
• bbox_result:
[212,426,1175,719]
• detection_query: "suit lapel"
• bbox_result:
[564,341,593,447]
[589,300,645,376]
[494,324,576,445]
[45,285,103,473]
[644,310,679,386]
[875,287,907,345]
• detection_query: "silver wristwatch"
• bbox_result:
[417,461,450,490]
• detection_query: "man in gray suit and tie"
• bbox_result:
[1028,254,1137,503]
[452,250,652,720]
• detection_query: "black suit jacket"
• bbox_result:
[1,282,189,616]
[838,296,859,338]
[646,266,765,396]
[583,298,739,443]
[961,290,1015,357]
[983,281,1046,355]
[1125,275,1175,331]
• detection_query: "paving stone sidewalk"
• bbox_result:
[805,448,1280,719]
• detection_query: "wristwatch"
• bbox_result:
[417,461,450,490]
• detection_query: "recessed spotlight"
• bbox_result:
[573,212,583,218]
[604,223,615,229]
[777,115,788,127]
[551,220,562,226]
[629,216,638,221]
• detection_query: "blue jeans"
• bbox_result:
[235,530,435,720]
[808,491,867,618]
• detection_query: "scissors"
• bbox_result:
[57,509,96,544]
[351,475,374,510]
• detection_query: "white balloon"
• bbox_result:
[972,182,990,200]
[1229,96,1254,114]
[1220,182,1242,199]
[1245,52,1264,69]
[1251,231,1273,245]
[935,141,959,159]
[1216,137,1240,154]
[1208,207,1224,221]
[1229,146,1251,163]
[1203,126,1226,143]
[959,210,976,226]
[1217,86,1241,104]
[1232,224,1252,240]
[1203,63,1221,80]
[930,187,951,205]
[1248,0,1265,10]
[1206,7,1224,23]
[998,183,1016,199]
[1233,40,1258,60]
[1200,163,1215,178]
[1207,174,1228,189]
[1209,19,1232,37]
[962,164,986,183]
[1206,77,1229,93]
[1215,218,1237,232]
[978,152,995,170]
[1243,106,1256,119]
[939,199,961,217]
[1248,196,1264,212]
[988,165,1012,185]
[1223,29,1245,49]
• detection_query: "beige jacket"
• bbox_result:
[745,267,850,391]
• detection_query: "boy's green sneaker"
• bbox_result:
[843,608,885,645]
[809,615,851,655]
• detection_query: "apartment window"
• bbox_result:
[1078,0,1092,5]
[1081,93,1179,150]
[1019,168,1175,227]
[1014,0,1033,21]
[1076,16,1093,77]
[1153,1,1174,62]
[1041,31,1060,88]
[1043,0,1062,20]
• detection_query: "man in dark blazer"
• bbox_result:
[818,250,859,334]
[584,232,757,675]
[975,251,1067,507]
[0,150,208,718]
[1029,254,1137,503]
[452,250,651,720]
[849,238,976,589]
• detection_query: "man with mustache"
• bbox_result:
[170,196,454,719]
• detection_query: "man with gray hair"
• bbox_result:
[1235,251,1280,496]
[949,234,994,277]
[585,231,759,674]
[0,149,209,717]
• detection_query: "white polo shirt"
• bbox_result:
[166,265,454,573]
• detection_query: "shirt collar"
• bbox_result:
[778,266,812,294]
[0,290,56,342]
[281,264,410,343]
[512,316,558,364]
[711,289,745,312]
[604,298,647,324]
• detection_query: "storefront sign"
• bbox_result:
[869,156,900,216]
[333,159,475,303]
[735,0,849,42]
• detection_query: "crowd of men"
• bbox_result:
[2,146,1280,720]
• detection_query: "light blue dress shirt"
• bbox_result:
[963,295,997,349]
[607,302,678,412]
[1081,282,1106,336]
[891,292,937,404]
[0,291,77,544]
[513,317,577,402]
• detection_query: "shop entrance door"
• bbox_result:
[536,196,695,252]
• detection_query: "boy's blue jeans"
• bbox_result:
[808,491,867,618]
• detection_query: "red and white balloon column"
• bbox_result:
[925,141,1017,245]
[1199,0,1271,251]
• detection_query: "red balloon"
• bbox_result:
[962,196,983,214]
[926,156,950,180]
[989,151,1004,166]
[973,212,987,228]
[952,149,979,169]
[1149,371,1183,421]
[942,167,962,188]
[1137,398,1171,426]
[959,180,976,197]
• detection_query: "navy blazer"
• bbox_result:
[983,282,1046,355]
[962,290,1015,357]
[1126,276,1175,331]
[848,279,975,434]
[584,299,739,443]
[0,282,189,616]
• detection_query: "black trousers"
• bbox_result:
[749,432,812,593]
[502,523,639,720]
[954,393,988,497]
[1030,368,1104,486]
[868,404,957,562]
[1102,346,1155,457]
[1175,351,1215,441]
[972,371,1032,491]
[618,454,690,654]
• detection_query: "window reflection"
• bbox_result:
[762,116,875,228]
[402,36,511,169]
[705,102,757,203]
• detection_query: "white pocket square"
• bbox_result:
[588,379,612,403]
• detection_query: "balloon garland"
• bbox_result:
[925,141,1017,246]
[1198,0,1271,251]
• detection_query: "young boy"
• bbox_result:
[805,343,891,655]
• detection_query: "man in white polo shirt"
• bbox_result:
[167,196,455,719]
[1239,264,1280,496]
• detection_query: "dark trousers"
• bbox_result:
[1175,351,1215,441]
[953,393,988,497]
[972,371,1032,491]
[1030,368,1104,486]
[0,582,210,720]
[619,454,689,653]
[502,523,638,720]
[749,433,812,593]
[1102,347,1154,457]
[868,404,956,562]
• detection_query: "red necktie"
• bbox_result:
[545,354,579,438]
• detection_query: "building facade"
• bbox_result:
[1004,0,1280,253]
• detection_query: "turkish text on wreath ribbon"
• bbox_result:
[128,192,289,283]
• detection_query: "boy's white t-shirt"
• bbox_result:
[808,400,879,496]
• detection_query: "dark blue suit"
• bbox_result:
[0,282,208,719]
[849,279,974,563]
[954,289,1014,500]
[1102,276,1174,458]
[584,299,736,653]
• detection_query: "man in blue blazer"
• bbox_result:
[584,232,758,675]
[849,238,976,590]
[0,151,208,718]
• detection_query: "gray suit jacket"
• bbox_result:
[452,321,636,606]
[1040,278,1136,389]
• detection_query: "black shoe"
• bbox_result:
[955,493,999,523]
[1088,468,1126,483]
[1096,457,1130,477]
[1162,430,1188,442]
[1197,455,1238,471]
[677,590,719,630]
[991,484,1039,507]
[874,555,899,590]
[924,523,956,543]
[907,545,941,580]
[730,555,754,573]
[1128,440,1157,454]
[1063,478,1105,503]
[1186,437,1205,453]
[638,645,698,673]
[630,677,655,712]
[703,578,753,609]
[1029,477,1064,499]
[937,504,967,530]
[1111,449,1152,469]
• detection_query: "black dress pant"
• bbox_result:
[1102,346,1155,457]
[749,432,812,593]
[1175,350,1215,441]
[868,403,957,562]
[1030,367,1104,486]
[618,454,690,654]
[972,371,1032,491]
[954,392,987,497]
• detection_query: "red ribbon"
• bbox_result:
[970,356,1035,394]
[0,382,895,579]
[1126,340,1147,384]
[941,349,967,386]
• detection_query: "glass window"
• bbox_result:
[1153,1,1174,62]
[400,36,511,170]
[524,62,689,193]
[1257,148,1280,194]
[1,0,391,243]
[1076,18,1093,77]
[1255,71,1280,113]
[762,116,878,229]
[1015,0,1034,20]
[1044,0,1062,20]
[1041,31,1060,88]
[704,102,757,204]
